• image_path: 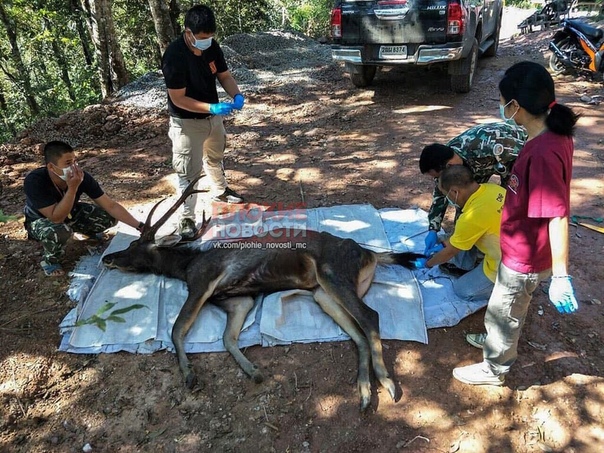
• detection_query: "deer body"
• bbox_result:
[102,179,423,411]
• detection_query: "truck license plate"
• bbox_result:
[379,45,407,59]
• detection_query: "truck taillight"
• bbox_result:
[331,7,342,38]
[447,2,465,35]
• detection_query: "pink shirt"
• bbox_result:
[500,131,573,273]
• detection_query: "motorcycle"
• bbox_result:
[549,19,604,78]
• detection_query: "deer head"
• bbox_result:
[103,176,211,272]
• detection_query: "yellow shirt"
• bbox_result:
[449,183,505,282]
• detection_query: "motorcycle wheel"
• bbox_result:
[549,37,573,75]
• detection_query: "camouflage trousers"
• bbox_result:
[26,203,116,265]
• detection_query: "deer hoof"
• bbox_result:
[185,372,198,389]
[359,395,372,412]
[251,370,264,384]
[382,378,396,402]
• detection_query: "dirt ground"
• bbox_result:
[1,19,603,453]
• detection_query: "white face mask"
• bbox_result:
[445,189,460,209]
[190,34,212,51]
[500,100,519,125]
[52,164,72,181]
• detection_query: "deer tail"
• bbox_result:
[376,252,425,269]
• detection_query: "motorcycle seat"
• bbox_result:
[566,19,603,42]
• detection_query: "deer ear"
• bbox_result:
[155,234,182,247]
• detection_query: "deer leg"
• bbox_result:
[216,296,263,383]
[316,270,397,405]
[355,261,397,402]
[313,287,373,411]
[172,278,222,389]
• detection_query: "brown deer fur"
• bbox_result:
[102,178,423,411]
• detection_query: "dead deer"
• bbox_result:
[102,177,424,411]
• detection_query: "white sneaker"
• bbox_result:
[466,333,487,349]
[453,362,505,386]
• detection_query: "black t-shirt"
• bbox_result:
[23,167,104,223]
[161,35,229,119]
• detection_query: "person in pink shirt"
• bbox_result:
[453,61,580,386]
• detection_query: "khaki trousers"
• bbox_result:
[483,262,551,376]
[169,116,227,218]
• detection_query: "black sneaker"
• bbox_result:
[212,187,244,204]
[178,218,197,240]
[439,263,469,277]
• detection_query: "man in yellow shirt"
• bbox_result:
[414,165,505,301]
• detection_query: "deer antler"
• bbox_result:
[140,176,208,241]
[188,210,212,242]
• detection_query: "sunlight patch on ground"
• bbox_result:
[393,105,452,115]
[315,395,346,417]
[296,167,322,184]
[572,177,604,191]
[275,167,296,181]
[577,114,602,127]
[531,405,573,446]
[394,349,427,375]
[403,401,457,429]
[373,159,398,169]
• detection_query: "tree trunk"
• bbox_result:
[148,0,176,56]
[0,88,17,137]
[80,0,129,98]
[44,18,77,102]
[168,0,181,36]
[70,0,94,66]
[0,3,40,115]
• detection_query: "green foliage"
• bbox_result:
[280,0,332,37]
[74,301,148,332]
[113,0,162,76]
[0,209,18,223]
[0,0,102,139]
[0,0,336,143]
[505,0,537,8]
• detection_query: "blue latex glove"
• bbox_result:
[424,231,438,255]
[425,243,444,257]
[232,93,245,110]
[209,103,234,116]
[411,257,428,270]
[548,276,578,314]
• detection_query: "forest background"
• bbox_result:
[1,0,601,145]
[0,0,338,144]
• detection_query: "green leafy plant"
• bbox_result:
[74,301,148,332]
[0,210,18,223]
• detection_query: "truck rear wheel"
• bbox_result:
[348,64,377,88]
[450,38,478,93]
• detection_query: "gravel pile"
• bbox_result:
[112,30,335,110]
[113,71,167,109]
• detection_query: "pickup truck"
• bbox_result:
[330,0,503,92]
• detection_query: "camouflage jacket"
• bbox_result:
[428,122,528,231]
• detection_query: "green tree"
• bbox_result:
[0,0,335,143]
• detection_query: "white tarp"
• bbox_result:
[59,205,488,354]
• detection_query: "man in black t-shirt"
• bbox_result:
[162,4,246,239]
[24,141,144,277]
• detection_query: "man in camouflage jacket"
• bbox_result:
[419,122,528,234]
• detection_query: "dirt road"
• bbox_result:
[1,19,603,453]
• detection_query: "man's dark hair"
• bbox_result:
[44,140,73,165]
[439,165,474,192]
[184,5,217,34]
[419,144,455,174]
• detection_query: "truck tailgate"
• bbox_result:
[340,0,449,45]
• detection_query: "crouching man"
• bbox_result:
[24,141,144,276]
[413,165,505,302]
